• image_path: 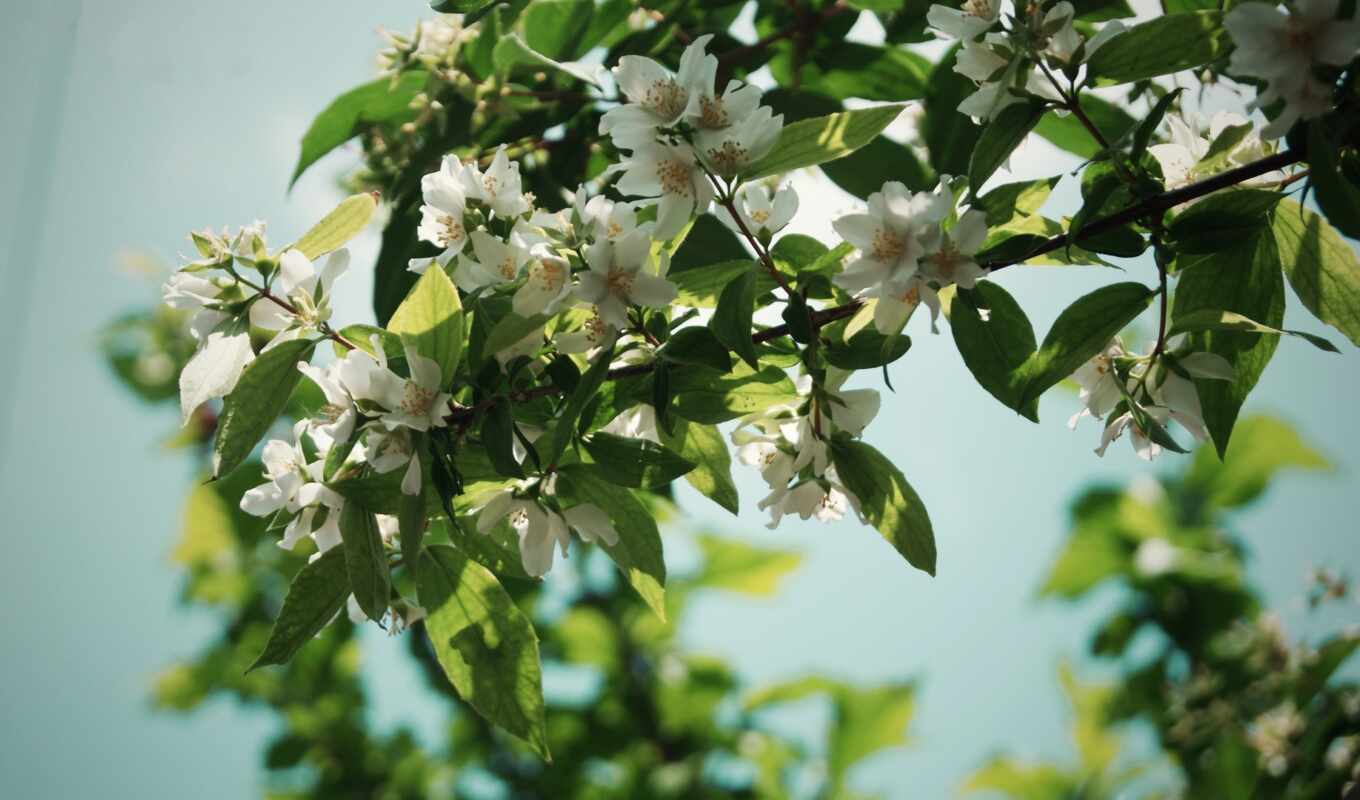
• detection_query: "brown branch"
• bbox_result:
[443,148,1305,425]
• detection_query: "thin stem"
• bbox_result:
[238,276,359,351]
[709,174,795,297]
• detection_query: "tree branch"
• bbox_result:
[445,148,1304,424]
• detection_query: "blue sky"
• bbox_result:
[1,1,1356,797]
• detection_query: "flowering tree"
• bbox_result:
[142,0,1360,761]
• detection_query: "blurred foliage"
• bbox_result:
[968,416,1360,799]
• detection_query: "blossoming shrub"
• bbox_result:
[143,0,1360,757]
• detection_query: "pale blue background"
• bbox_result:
[1,2,1356,797]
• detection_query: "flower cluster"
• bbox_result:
[1224,0,1360,139]
[162,223,352,425]
[1067,335,1234,460]
[602,35,787,238]
[832,178,989,334]
[732,369,880,528]
[377,14,472,76]
[928,0,1125,121]
[1147,110,1280,199]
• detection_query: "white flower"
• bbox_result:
[415,155,475,268]
[364,426,425,496]
[575,228,677,328]
[580,196,649,242]
[337,337,451,432]
[230,220,269,264]
[1134,538,1180,577]
[733,428,799,490]
[1225,0,1360,138]
[694,105,783,178]
[819,368,881,437]
[833,180,951,294]
[760,472,861,529]
[1041,3,1124,65]
[927,0,1000,40]
[954,38,1023,122]
[1073,337,1234,460]
[476,146,532,219]
[554,310,615,354]
[475,490,619,577]
[615,140,716,240]
[601,404,660,443]
[721,183,798,239]
[250,248,349,348]
[239,422,344,550]
[179,328,255,424]
[297,360,358,450]
[601,34,714,145]
[919,207,989,289]
[1149,112,1278,198]
[452,230,532,291]
[162,272,223,310]
[514,253,573,317]
[686,77,764,131]
[1068,339,1130,430]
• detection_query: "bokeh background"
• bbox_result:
[1,1,1356,797]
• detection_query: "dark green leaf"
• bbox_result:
[418,544,550,758]
[1166,188,1283,254]
[658,419,740,515]
[248,547,350,671]
[976,177,1059,227]
[483,401,525,478]
[830,439,936,575]
[950,281,1038,419]
[1272,198,1360,346]
[711,269,759,369]
[1306,122,1360,238]
[821,136,935,198]
[824,327,912,369]
[970,100,1046,190]
[582,431,696,488]
[1168,308,1338,352]
[671,363,799,423]
[543,342,615,465]
[1014,282,1155,410]
[291,71,427,186]
[1087,10,1229,84]
[339,500,391,622]
[658,326,733,372]
[213,339,316,478]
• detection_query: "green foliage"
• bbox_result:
[1087,10,1230,84]
[339,500,392,622]
[657,418,740,515]
[291,192,379,260]
[744,104,906,179]
[212,338,316,478]
[830,439,937,575]
[1272,198,1360,347]
[949,280,1039,420]
[291,71,428,185]
[249,547,351,671]
[971,101,1047,190]
[386,261,465,376]
[418,544,551,758]
[581,431,696,488]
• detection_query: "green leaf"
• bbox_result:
[1168,308,1338,352]
[1172,227,1284,457]
[821,135,935,198]
[1033,94,1137,159]
[658,327,733,372]
[658,419,740,515]
[1087,10,1229,84]
[692,535,800,595]
[1039,490,1129,598]
[711,270,759,369]
[1186,415,1330,508]
[1165,188,1283,254]
[418,544,550,759]
[212,338,316,478]
[670,259,763,307]
[582,431,696,488]
[522,0,594,61]
[483,401,525,478]
[481,312,548,357]
[399,474,429,570]
[544,342,615,465]
[556,465,667,618]
[1307,121,1360,238]
[339,500,391,622]
[291,192,379,261]
[830,439,936,575]
[1294,634,1359,706]
[1272,198,1360,346]
[387,264,465,380]
[669,213,749,271]
[744,104,905,180]
[970,100,1046,191]
[493,33,604,86]
[976,177,1059,227]
[291,71,427,186]
[824,327,912,369]
[922,45,982,176]
[1130,87,1183,163]
[670,363,800,424]
[1013,282,1154,411]
[248,547,350,671]
[782,43,931,103]
[950,281,1038,420]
